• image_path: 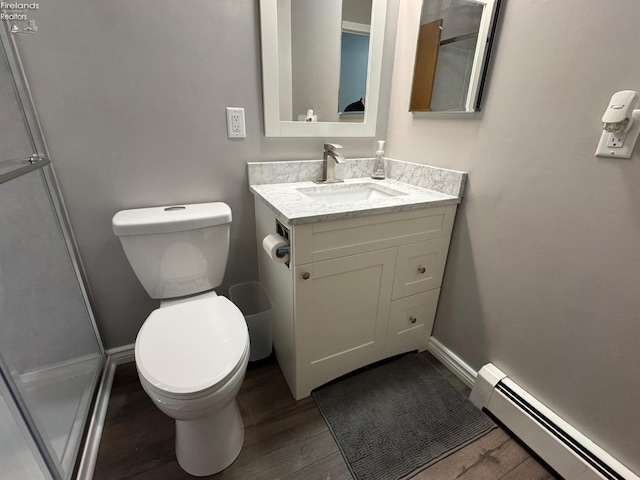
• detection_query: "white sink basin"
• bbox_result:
[297,183,406,204]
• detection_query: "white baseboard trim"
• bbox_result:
[427,336,477,389]
[75,347,135,480]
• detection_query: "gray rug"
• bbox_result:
[312,353,497,480]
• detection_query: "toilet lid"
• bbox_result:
[135,296,248,396]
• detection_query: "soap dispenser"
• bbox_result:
[371,140,386,180]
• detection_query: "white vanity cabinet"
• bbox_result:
[254,199,457,400]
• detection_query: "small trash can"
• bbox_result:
[229,281,273,362]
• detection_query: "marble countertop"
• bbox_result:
[250,177,461,225]
[248,158,467,225]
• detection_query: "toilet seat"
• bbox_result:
[135,296,248,400]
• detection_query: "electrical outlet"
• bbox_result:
[606,132,626,148]
[596,110,640,158]
[226,107,246,138]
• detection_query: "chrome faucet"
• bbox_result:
[314,143,345,184]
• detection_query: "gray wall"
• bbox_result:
[14,0,397,349]
[387,0,640,474]
[343,0,373,25]
[291,0,341,122]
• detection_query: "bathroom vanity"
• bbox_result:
[249,159,466,399]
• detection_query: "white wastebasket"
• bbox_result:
[229,281,273,362]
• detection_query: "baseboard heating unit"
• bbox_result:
[470,363,638,480]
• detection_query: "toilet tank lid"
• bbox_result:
[112,202,232,236]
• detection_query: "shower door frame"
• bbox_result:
[0,22,106,480]
[0,23,104,350]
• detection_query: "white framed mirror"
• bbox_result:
[260,0,388,137]
[409,0,501,113]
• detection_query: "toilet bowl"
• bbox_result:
[135,295,249,476]
[112,202,250,476]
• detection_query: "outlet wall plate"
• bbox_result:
[596,110,640,158]
[226,107,246,138]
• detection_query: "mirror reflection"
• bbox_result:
[409,0,500,113]
[277,0,373,124]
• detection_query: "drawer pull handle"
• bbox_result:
[302,272,311,280]
[409,316,417,324]
[417,266,426,274]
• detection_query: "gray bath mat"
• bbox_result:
[312,353,497,480]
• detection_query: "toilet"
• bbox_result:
[112,202,249,477]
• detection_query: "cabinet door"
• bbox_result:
[294,248,397,396]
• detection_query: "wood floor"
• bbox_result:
[93,352,560,480]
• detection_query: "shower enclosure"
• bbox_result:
[0,24,105,480]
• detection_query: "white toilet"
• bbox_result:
[112,202,250,477]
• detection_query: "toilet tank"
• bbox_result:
[112,202,232,299]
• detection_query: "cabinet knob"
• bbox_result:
[409,316,417,324]
[417,265,426,274]
[302,272,311,280]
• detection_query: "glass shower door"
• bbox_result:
[0,24,105,480]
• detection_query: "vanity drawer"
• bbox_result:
[385,289,440,349]
[391,237,451,300]
[294,205,456,265]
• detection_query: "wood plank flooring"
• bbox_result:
[93,353,560,480]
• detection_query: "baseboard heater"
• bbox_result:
[470,364,638,480]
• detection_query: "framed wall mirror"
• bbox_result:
[409,0,501,113]
[260,0,388,137]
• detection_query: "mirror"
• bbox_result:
[409,0,501,113]
[260,0,388,137]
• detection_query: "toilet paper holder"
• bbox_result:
[276,219,291,268]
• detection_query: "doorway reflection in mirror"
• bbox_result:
[410,0,501,113]
[278,0,372,124]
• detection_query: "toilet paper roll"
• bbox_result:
[262,233,289,264]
